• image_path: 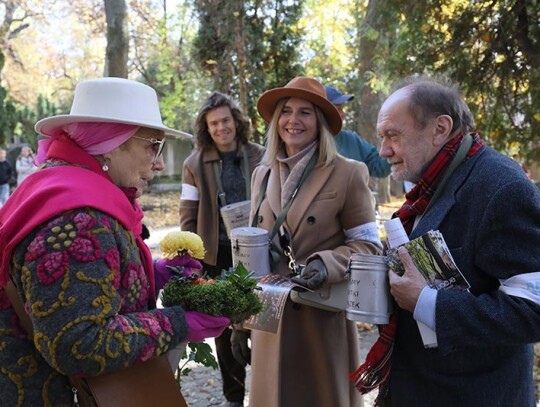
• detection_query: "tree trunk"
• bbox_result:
[356,0,390,203]
[422,234,448,281]
[104,0,129,78]
[233,0,248,114]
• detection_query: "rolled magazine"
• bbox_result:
[384,219,470,348]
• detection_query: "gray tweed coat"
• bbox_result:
[389,145,540,407]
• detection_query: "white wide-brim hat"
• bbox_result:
[35,77,192,139]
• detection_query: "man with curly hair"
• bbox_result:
[180,92,265,407]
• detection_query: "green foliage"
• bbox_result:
[0,33,61,149]
[35,95,60,121]
[165,262,262,378]
[191,0,305,138]
[177,341,218,378]
[161,262,263,324]
[0,84,42,148]
[301,0,359,82]
[130,1,209,137]
[368,0,540,161]
[0,85,19,146]
[15,95,60,148]
[185,342,218,369]
[174,341,218,381]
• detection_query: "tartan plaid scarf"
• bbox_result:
[350,132,483,406]
[394,132,483,232]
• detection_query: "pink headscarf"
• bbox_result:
[36,122,139,165]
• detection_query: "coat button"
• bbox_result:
[257,215,263,224]
[307,216,316,225]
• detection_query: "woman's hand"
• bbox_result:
[231,328,251,366]
[154,256,202,290]
[291,259,328,290]
[184,311,230,343]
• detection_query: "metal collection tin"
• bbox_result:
[230,226,270,278]
[346,253,391,324]
[220,200,251,239]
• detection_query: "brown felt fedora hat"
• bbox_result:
[257,77,342,135]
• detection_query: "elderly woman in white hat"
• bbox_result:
[0,77,229,406]
[237,77,383,407]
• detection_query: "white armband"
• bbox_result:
[344,221,382,248]
[180,184,199,201]
[499,272,540,305]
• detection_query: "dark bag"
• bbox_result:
[5,279,187,407]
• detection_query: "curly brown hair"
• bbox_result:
[194,91,252,150]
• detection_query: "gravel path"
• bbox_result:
[141,192,539,406]
[147,229,380,405]
[178,328,379,407]
[141,195,391,406]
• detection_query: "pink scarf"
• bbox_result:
[0,135,155,302]
[36,122,139,165]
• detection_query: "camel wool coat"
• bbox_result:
[248,153,382,407]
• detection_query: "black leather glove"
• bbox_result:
[291,259,328,290]
[231,328,251,366]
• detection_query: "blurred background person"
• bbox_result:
[15,145,38,186]
[0,148,13,207]
[324,84,390,178]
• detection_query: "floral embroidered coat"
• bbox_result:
[0,162,188,406]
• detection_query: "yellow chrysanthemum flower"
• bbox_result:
[160,230,206,260]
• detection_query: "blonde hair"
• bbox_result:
[262,98,337,167]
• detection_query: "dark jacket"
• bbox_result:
[390,145,540,406]
[0,160,12,184]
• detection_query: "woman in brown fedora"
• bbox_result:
[237,77,383,406]
[0,77,229,406]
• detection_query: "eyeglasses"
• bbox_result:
[132,136,166,162]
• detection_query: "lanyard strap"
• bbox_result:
[212,145,251,207]
[5,277,34,336]
[252,150,319,242]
